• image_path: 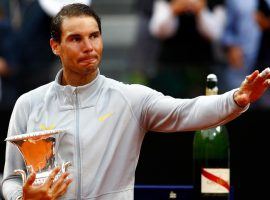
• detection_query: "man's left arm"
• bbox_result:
[140,89,246,132]
[139,68,270,132]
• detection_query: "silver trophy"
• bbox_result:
[5,129,71,185]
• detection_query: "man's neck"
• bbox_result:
[61,69,98,87]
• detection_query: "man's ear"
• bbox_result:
[50,38,60,56]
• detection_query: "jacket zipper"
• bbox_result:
[75,89,82,200]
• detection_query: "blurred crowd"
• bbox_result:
[0,0,270,198]
[132,0,270,105]
[0,0,57,110]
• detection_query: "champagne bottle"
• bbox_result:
[193,74,230,200]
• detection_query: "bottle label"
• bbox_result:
[201,168,230,193]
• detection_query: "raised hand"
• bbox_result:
[233,68,270,107]
[22,167,72,200]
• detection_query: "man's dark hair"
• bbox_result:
[51,3,101,42]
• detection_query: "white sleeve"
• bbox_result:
[140,89,248,132]
[2,94,30,200]
[126,84,248,132]
[197,6,226,41]
[149,0,179,39]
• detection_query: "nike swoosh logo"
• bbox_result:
[39,124,56,130]
[98,112,113,122]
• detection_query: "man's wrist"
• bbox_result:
[233,90,248,108]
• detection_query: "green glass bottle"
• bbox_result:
[193,74,230,200]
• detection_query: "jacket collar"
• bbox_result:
[53,69,104,109]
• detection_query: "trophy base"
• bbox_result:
[34,171,61,185]
[14,162,71,185]
[33,162,71,185]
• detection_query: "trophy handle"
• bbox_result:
[14,169,27,184]
[62,161,72,172]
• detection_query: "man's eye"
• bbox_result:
[72,37,81,42]
[90,33,99,39]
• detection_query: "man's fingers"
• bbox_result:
[259,67,270,78]
[245,70,259,83]
[245,68,270,86]
[44,166,61,187]
[54,178,73,198]
[263,79,270,87]
[24,172,36,187]
[51,172,70,193]
[252,68,270,85]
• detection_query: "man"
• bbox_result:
[2,3,270,200]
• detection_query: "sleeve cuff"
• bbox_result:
[231,89,250,112]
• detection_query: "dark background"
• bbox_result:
[135,108,270,200]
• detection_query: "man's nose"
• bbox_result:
[82,39,93,51]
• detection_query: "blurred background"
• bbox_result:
[1,0,270,199]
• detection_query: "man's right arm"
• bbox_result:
[2,94,30,199]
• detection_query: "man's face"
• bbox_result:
[51,16,103,76]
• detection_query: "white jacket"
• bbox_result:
[2,69,247,200]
